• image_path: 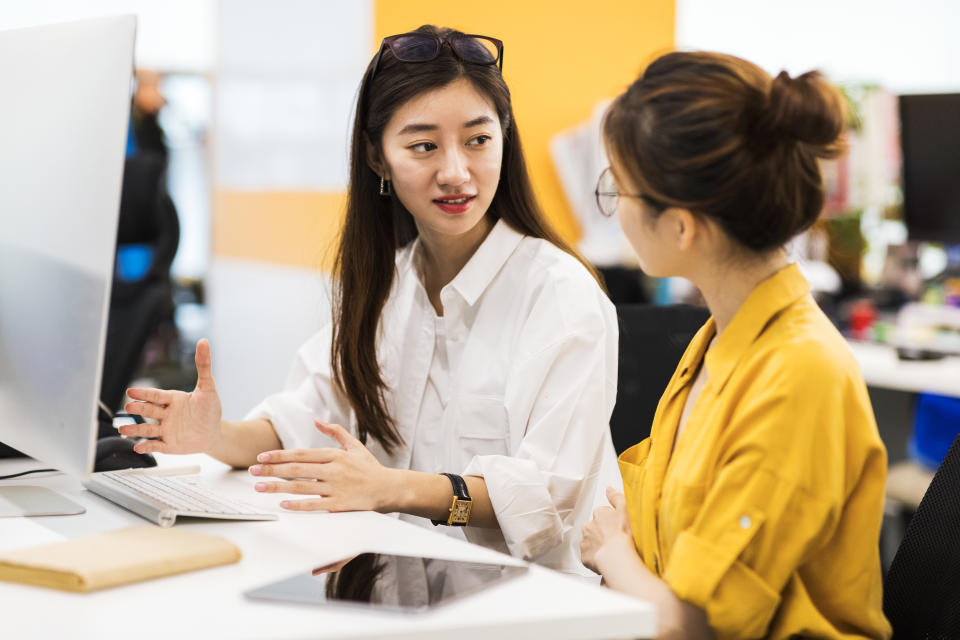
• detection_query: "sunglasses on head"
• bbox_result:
[370,32,504,78]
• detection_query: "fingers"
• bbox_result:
[250,460,335,480]
[606,487,627,511]
[279,498,331,511]
[255,448,343,465]
[118,400,165,438]
[195,338,217,393]
[134,439,168,454]
[592,506,613,520]
[118,422,163,439]
[312,558,352,575]
[579,528,599,573]
[124,401,165,420]
[125,387,172,405]
[314,420,357,450]
[253,479,324,495]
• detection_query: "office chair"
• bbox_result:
[597,266,650,305]
[610,303,710,455]
[883,431,960,637]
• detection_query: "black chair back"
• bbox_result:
[884,432,960,638]
[611,303,709,455]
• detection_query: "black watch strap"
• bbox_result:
[432,473,472,526]
[444,473,470,500]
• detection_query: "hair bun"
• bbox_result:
[753,70,845,158]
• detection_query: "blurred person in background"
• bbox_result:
[98,69,179,429]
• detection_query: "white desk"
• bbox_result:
[0,455,655,640]
[848,340,960,398]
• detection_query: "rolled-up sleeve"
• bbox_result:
[462,307,619,562]
[662,358,853,639]
[244,324,353,450]
[663,463,830,638]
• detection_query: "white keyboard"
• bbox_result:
[84,470,278,528]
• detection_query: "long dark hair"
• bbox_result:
[603,51,846,252]
[332,25,598,454]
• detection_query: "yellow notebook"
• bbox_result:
[0,526,241,592]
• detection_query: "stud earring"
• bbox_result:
[379,176,392,197]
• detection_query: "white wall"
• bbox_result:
[0,0,216,72]
[215,0,372,191]
[208,258,331,418]
[209,1,371,415]
[676,0,960,93]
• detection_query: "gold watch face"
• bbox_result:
[449,498,473,525]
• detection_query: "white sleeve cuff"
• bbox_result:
[462,454,565,561]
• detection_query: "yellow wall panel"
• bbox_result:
[374,0,674,243]
[212,191,345,270]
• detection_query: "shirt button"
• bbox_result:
[739,515,751,529]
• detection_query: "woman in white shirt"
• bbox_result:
[121,25,619,573]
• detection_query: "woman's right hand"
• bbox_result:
[580,487,635,575]
[119,338,223,455]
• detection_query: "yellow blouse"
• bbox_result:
[619,264,891,639]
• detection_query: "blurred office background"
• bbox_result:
[2,0,958,469]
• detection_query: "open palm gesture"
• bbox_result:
[120,338,223,455]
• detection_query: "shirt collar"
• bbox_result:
[703,262,811,392]
[447,218,524,306]
[399,218,525,307]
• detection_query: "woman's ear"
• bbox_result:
[364,134,389,179]
[666,208,699,252]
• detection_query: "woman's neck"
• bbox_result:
[416,216,495,315]
[692,248,789,336]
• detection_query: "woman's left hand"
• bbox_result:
[249,420,397,512]
[580,486,636,574]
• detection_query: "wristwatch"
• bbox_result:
[432,472,472,526]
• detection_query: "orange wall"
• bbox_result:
[212,191,345,270]
[213,1,674,268]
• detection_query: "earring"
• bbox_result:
[379,176,392,197]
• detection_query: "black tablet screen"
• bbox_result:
[244,552,528,613]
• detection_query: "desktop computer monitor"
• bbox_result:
[899,93,960,246]
[0,15,135,481]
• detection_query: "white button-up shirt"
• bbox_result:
[247,219,621,573]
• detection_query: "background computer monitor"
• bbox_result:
[0,15,135,478]
[899,93,960,246]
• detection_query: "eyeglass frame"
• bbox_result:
[594,167,669,217]
[369,32,504,79]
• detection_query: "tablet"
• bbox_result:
[244,552,528,613]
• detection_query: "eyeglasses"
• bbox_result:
[370,32,504,78]
[594,167,668,217]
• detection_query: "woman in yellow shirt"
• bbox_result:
[580,52,891,639]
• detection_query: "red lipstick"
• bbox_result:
[433,194,476,214]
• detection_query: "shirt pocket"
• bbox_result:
[661,482,707,551]
[453,394,510,465]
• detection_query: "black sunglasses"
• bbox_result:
[370,32,504,78]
